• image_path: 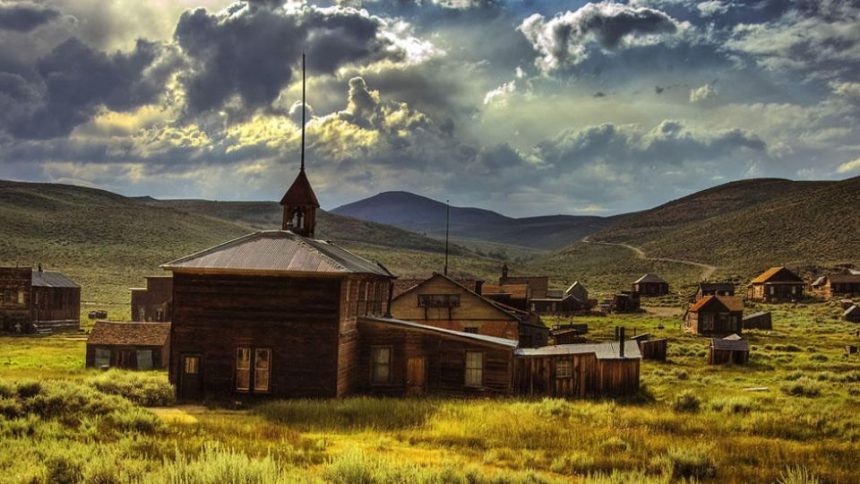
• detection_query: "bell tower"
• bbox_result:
[281,53,320,237]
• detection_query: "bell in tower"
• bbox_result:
[280,53,320,238]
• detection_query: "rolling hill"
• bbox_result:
[332,191,619,250]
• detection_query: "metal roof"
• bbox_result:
[360,316,518,348]
[826,274,860,284]
[87,321,170,346]
[634,273,667,284]
[161,230,392,277]
[31,270,79,288]
[515,340,641,360]
[711,336,749,352]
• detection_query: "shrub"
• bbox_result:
[156,446,291,484]
[257,397,435,431]
[535,398,573,419]
[809,354,828,362]
[658,446,716,480]
[45,454,85,484]
[781,378,823,398]
[0,397,23,418]
[673,370,689,381]
[87,370,175,407]
[709,397,754,415]
[671,391,701,413]
[16,380,42,398]
[0,381,14,398]
[777,466,822,484]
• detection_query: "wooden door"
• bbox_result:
[117,350,137,369]
[406,356,426,395]
[179,354,202,400]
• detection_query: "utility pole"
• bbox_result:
[444,200,450,276]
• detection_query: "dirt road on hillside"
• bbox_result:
[581,236,717,281]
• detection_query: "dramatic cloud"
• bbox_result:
[519,2,685,72]
[689,82,717,103]
[837,157,860,175]
[0,2,60,32]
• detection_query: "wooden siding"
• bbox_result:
[513,355,639,398]
[709,348,749,365]
[356,319,514,397]
[131,276,173,322]
[32,286,80,329]
[747,282,805,303]
[633,282,669,296]
[0,268,31,331]
[743,312,772,330]
[86,344,168,370]
[638,339,668,361]
[685,309,743,336]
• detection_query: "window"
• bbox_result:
[769,286,775,296]
[701,313,714,331]
[418,294,461,308]
[463,327,478,334]
[94,348,110,368]
[137,350,153,371]
[254,348,271,393]
[556,359,572,379]
[17,290,24,305]
[184,356,199,374]
[465,351,483,387]
[371,347,392,384]
[236,347,251,392]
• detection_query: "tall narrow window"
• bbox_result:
[184,356,199,374]
[254,348,271,393]
[556,359,572,379]
[94,348,110,368]
[17,290,25,305]
[371,347,392,384]
[236,347,251,392]
[137,350,153,371]
[465,351,483,387]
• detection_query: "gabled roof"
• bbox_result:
[87,321,170,347]
[280,170,320,207]
[393,273,527,323]
[516,340,641,360]
[566,281,586,294]
[689,295,744,313]
[392,277,477,298]
[161,230,392,277]
[750,266,803,284]
[360,316,518,348]
[634,273,667,284]
[743,311,770,320]
[811,276,827,287]
[31,270,79,288]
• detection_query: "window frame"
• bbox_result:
[253,348,272,394]
[235,347,252,393]
[370,346,393,385]
[234,346,273,394]
[464,351,484,388]
[555,359,573,379]
[94,347,111,368]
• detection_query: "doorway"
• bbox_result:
[179,354,202,400]
[406,356,426,396]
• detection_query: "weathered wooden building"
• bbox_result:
[742,311,772,330]
[811,274,860,299]
[130,275,172,322]
[530,293,592,316]
[709,334,750,365]
[633,274,669,296]
[0,266,80,334]
[86,321,170,370]
[499,264,549,299]
[845,305,860,323]
[632,334,668,361]
[747,266,805,303]
[693,282,735,301]
[684,295,744,336]
[481,282,530,311]
[609,291,641,313]
[390,273,549,347]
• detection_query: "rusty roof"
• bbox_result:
[161,230,392,277]
[31,270,79,288]
[750,266,803,284]
[689,295,744,313]
[87,321,170,347]
[280,170,320,207]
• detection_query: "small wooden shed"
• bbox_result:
[86,321,171,370]
[610,291,641,313]
[632,334,668,361]
[812,274,860,299]
[633,274,669,296]
[684,295,744,335]
[742,311,772,330]
[845,305,860,323]
[708,334,749,365]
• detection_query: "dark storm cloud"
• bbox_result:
[174,3,408,115]
[5,37,173,139]
[0,2,60,32]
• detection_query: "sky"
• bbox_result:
[0,0,858,217]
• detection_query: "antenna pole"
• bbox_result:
[444,200,450,276]
[300,53,306,172]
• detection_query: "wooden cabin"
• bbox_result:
[355,317,517,396]
[694,282,735,301]
[513,336,641,398]
[747,267,805,303]
[811,274,860,299]
[684,295,744,335]
[130,275,173,322]
[530,293,591,316]
[566,281,588,302]
[742,311,772,330]
[499,264,549,299]
[609,291,641,313]
[86,321,170,370]
[390,273,549,348]
[845,305,860,323]
[709,334,750,365]
[632,274,669,296]
[0,266,80,334]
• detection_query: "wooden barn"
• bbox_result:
[0,266,80,334]
[693,282,735,301]
[811,274,860,299]
[684,295,744,336]
[513,336,641,398]
[86,321,170,370]
[130,275,172,322]
[633,274,669,296]
[845,305,860,323]
[742,311,773,330]
[390,273,549,348]
[499,264,549,299]
[747,267,805,303]
[709,334,750,365]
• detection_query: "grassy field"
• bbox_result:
[2,301,859,483]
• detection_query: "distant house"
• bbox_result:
[811,274,860,299]
[0,266,80,334]
[566,281,589,302]
[747,267,805,303]
[708,334,749,365]
[610,291,641,313]
[130,275,172,322]
[684,295,744,335]
[390,273,549,348]
[845,305,860,323]
[86,321,171,370]
[694,282,735,301]
[530,280,593,316]
[631,333,668,361]
[742,311,773,330]
[499,264,549,299]
[633,274,669,296]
